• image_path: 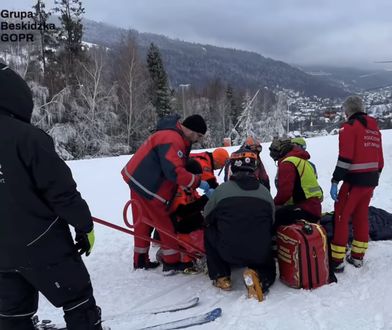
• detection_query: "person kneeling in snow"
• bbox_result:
[203,149,276,301]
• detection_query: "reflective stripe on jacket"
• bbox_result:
[332,112,383,187]
[282,156,323,204]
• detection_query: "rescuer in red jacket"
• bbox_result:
[121,114,208,273]
[330,96,384,272]
[269,138,323,230]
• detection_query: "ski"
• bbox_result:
[149,297,199,314]
[139,307,222,329]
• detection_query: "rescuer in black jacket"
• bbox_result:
[0,64,103,330]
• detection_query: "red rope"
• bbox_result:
[92,199,204,258]
[124,199,205,256]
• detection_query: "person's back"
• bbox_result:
[0,64,102,330]
[330,95,384,272]
[0,100,90,269]
[204,149,276,300]
[335,112,383,186]
[205,173,274,264]
[122,114,193,203]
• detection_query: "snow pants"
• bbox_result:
[331,183,374,262]
[204,229,276,291]
[0,254,102,330]
[132,191,181,265]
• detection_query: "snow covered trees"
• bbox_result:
[2,0,288,160]
[146,43,172,118]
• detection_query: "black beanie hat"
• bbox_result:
[0,63,33,123]
[182,114,207,134]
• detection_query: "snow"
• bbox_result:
[38,130,392,329]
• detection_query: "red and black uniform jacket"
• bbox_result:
[190,151,219,188]
[332,112,384,186]
[274,148,321,218]
[169,187,208,233]
[121,114,200,205]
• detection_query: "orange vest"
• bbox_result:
[169,187,200,216]
[190,152,216,183]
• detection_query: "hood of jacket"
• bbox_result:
[279,146,311,162]
[0,63,33,123]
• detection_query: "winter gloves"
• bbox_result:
[200,180,215,198]
[199,180,210,191]
[75,228,95,256]
[330,182,338,202]
[205,188,215,198]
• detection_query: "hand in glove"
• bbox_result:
[205,188,215,198]
[75,228,95,256]
[199,180,210,192]
[330,183,339,202]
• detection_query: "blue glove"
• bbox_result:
[330,183,338,202]
[199,180,210,191]
[205,188,215,198]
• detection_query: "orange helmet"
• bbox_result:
[212,148,230,169]
[243,136,262,153]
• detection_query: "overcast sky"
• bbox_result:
[3,0,392,69]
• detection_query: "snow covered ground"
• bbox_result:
[38,130,392,330]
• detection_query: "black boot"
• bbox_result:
[134,254,160,270]
[331,260,345,273]
[162,261,194,273]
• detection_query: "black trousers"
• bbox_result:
[205,229,276,292]
[0,254,102,330]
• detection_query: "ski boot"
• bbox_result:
[243,268,263,302]
[162,261,195,275]
[213,276,232,291]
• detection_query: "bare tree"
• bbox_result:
[113,32,152,148]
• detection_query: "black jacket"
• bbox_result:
[0,65,93,269]
[204,173,275,265]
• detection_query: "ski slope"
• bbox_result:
[38,130,392,330]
